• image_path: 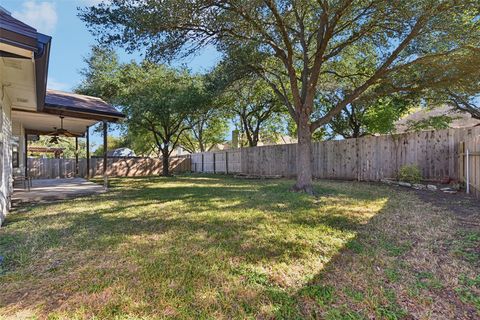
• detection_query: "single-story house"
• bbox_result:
[395,105,480,133]
[1,6,124,224]
[107,147,136,157]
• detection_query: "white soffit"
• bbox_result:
[0,56,37,111]
[12,110,98,135]
[0,42,33,59]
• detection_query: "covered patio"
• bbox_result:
[11,90,124,203]
[12,178,105,205]
[1,5,123,222]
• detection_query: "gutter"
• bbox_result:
[44,104,126,122]
[34,33,51,111]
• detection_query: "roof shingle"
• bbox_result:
[45,90,125,119]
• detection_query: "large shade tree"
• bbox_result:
[76,45,122,101]
[375,47,480,120]
[80,0,479,193]
[120,63,209,176]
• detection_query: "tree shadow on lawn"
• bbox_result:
[1,176,395,318]
[287,190,480,320]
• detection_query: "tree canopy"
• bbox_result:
[80,0,480,192]
[180,107,229,153]
[120,63,209,175]
[225,78,285,147]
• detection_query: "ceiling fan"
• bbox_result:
[47,116,76,144]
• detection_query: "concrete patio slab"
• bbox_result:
[12,178,105,204]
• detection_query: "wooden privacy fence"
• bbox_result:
[27,155,191,179]
[191,149,242,173]
[27,127,480,187]
[191,127,480,182]
[459,135,480,198]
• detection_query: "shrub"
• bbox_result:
[398,165,422,183]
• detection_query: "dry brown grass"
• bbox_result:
[0,175,478,319]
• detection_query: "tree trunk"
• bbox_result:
[292,113,314,194]
[161,149,170,176]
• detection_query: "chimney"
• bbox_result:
[231,130,239,149]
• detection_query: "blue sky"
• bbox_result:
[2,0,221,149]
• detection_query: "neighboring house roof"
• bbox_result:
[107,148,136,157]
[28,146,64,153]
[395,105,480,133]
[277,135,298,144]
[45,90,125,121]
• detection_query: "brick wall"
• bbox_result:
[0,93,13,225]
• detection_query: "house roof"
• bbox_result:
[0,7,38,43]
[0,7,38,51]
[395,105,480,133]
[45,90,125,121]
[1,6,123,126]
[0,6,51,110]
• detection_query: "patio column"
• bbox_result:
[75,137,79,176]
[24,133,28,177]
[86,126,90,178]
[103,121,108,189]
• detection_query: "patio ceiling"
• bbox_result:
[12,109,97,137]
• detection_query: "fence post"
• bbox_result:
[466,148,470,194]
[86,126,90,178]
[75,137,79,177]
[201,153,204,173]
[225,151,229,174]
[459,141,464,184]
[58,159,62,179]
[103,121,108,190]
[213,153,216,174]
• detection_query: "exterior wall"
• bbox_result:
[1,92,13,225]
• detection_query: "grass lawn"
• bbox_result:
[0,175,479,319]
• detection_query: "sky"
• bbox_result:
[2,0,222,149]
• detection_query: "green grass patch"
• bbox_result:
[0,176,387,318]
[456,274,480,311]
[452,231,480,264]
[0,174,477,319]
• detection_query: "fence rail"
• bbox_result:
[27,127,480,197]
[191,127,480,182]
[27,155,191,179]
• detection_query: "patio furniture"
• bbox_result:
[13,175,32,191]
